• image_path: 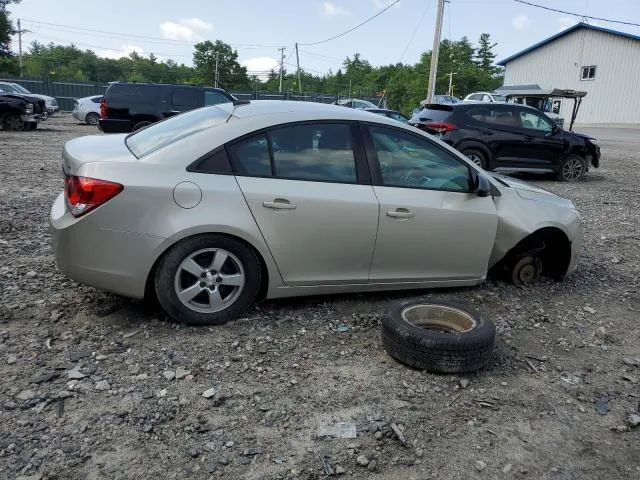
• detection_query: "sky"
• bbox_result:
[7,0,640,79]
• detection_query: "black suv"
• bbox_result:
[98,82,236,133]
[409,102,600,182]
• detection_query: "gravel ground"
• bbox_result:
[1,115,639,480]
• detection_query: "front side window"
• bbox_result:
[519,111,553,132]
[581,65,596,80]
[368,125,470,192]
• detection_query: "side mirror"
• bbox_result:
[471,170,491,197]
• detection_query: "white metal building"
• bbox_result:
[497,23,640,125]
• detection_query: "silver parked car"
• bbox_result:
[72,95,102,125]
[51,101,582,325]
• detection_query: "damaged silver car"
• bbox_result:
[50,101,581,325]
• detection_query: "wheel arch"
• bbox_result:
[498,226,572,279]
[455,141,494,169]
[144,229,276,304]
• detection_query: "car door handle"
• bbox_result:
[263,199,297,210]
[387,208,414,219]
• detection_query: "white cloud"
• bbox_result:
[323,2,350,16]
[97,44,145,60]
[241,57,279,73]
[512,14,531,32]
[160,17,213,42]
[372,0,400,10]
[558,16,577,30]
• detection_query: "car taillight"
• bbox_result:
[425,122,457,133]
[100,99,108,119]
[64,175,123,217]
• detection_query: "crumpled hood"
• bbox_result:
[490,173,576,209]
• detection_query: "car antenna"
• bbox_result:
[214,79,250,106]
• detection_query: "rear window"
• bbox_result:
[107,83,162,103]
[411,108,451,122]
[125,106,230,158]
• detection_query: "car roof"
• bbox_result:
[228,100,395,121]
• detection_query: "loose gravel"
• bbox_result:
[1,116,639,479]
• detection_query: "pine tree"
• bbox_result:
[475,33,498,74]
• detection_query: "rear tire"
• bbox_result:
[461,148,487,169]
[85,112,100,125]
[557,154,586,182]
[155,235,261,326]
[132,120,153,131]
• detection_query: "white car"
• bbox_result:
[0,82,59,115]
[463,92,507,103]
[72,95,102,125]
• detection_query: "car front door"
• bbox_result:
[228,122,379,286]
[514,108,564,168]
[363,124,498,282]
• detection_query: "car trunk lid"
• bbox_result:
[62,134,136,175]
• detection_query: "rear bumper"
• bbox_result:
[98,119,132,133]
[50,193,163,299]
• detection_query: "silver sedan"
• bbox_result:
[50,101,582,325]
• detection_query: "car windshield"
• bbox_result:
[0,83,20,93]
[492,95,507,102]
[125,106,231,158]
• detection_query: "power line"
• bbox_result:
[513,0,640,28]
[299,0,401,46]
[21,18,288,48]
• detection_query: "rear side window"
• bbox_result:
[107,84,162,103]
[466,107,517,127]
[271,124,356,182]
[172,87,202,108]
[227,135,272,176]
[91,97,102,104]
[227,123,358,183]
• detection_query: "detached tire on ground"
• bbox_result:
[381,300,495,373]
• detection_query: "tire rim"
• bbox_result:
[5,114,23,131]
[465,153,483,167]
[562,157,583,181]
[174,248,245,314]
[401,304,477,333]
[87,113,99,125]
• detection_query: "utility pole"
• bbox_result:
[16,19,30,78]
[295,42,302,94]
[214,52,220,88]
[446,72,456,96]
[426,0,445,104]
[278,47,286,93]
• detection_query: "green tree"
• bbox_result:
[0,0,20,57]
[193,40,249,89]
[475,33,498,74]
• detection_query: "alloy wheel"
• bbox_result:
[465,153,483,167]
[562,157,584,181]
[173,248,245,314]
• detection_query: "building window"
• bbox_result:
[581,65,596,80]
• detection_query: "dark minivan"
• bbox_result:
[99,82,236,133]
[409,102,600,182]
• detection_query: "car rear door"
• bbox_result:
[362,124,498,282]
[228,121,379,286]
